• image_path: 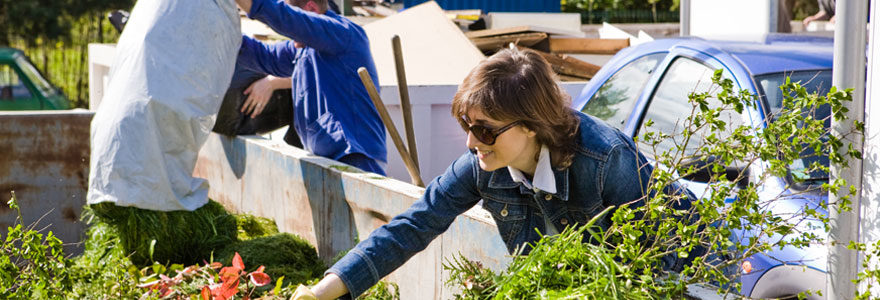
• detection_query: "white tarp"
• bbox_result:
[87,0,240,211]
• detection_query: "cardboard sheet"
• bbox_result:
[364,1,485,86]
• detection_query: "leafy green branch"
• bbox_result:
[445,69,862,298]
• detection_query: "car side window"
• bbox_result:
[581,53,666,130]
[16,56,54,97]
[638,57,744,159]
[0,63,32,100]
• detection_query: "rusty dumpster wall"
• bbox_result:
[0,111,93,255]
[194,133,511,299]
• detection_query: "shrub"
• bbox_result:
[0,192,74,299]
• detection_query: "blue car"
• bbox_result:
[573,35,834,299]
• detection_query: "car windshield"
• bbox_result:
[755,70,832,185]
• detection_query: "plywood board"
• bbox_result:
[471,32,548,52]
[488,12,582,34]
[548,37,629,54]
[466,25,585,39]
[364,1,485,86]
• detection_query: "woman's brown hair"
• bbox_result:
[452,47,580,169]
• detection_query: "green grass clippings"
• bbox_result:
[216,233,327,287]
[89,200,237,266]
[236,214,280,241]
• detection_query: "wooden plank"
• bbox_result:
[371,5,398,17]
[560,54,601,77]
[465,25,585,39]
[522,46,600,79]
[548,38,629,54]
[352,6,371,16]
[488,12,582,34]
[470,32,548,52]
[358,5,397,17]
[557,74,589,81]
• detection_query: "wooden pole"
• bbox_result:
[357,67,425,187]
[391,35,420,172]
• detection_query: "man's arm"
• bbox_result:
[803,10,829,26]
[237,35,297,78]
[239,0,355,54]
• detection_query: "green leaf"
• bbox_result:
[274,276,285,295]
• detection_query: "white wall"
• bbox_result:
[690,0,778,38]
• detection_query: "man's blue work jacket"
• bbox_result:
[238,0,387,171]
[327,111,701,298]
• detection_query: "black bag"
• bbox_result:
[212,73,302,148]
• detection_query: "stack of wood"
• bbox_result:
[465,26,629,81]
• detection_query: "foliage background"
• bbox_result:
[561,0,822,24]
[1,0,135,108]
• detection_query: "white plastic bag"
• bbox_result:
[87,0,241,211]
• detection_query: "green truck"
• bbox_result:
[0,47,69,110]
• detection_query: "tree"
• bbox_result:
[0,0,134,46]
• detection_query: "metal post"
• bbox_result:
[679,0,690,36]
[768,0,778,33]
[828,0,868,298]
[860,0,880,296]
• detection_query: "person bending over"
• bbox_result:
[291,47,700,299]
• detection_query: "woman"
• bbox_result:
[294,47,695,299]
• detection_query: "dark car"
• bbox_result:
[0,47,69,110]
[573,35,834,299]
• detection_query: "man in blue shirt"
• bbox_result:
[235,0,387,175]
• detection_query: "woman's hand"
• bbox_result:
[241,75,291,118]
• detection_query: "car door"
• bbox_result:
[630,50,751,198]
[0,61,41,110]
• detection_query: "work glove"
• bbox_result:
[290,284,318,300]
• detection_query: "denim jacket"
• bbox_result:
[327,111,693,298]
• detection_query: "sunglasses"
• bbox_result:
[460,115,522,145]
